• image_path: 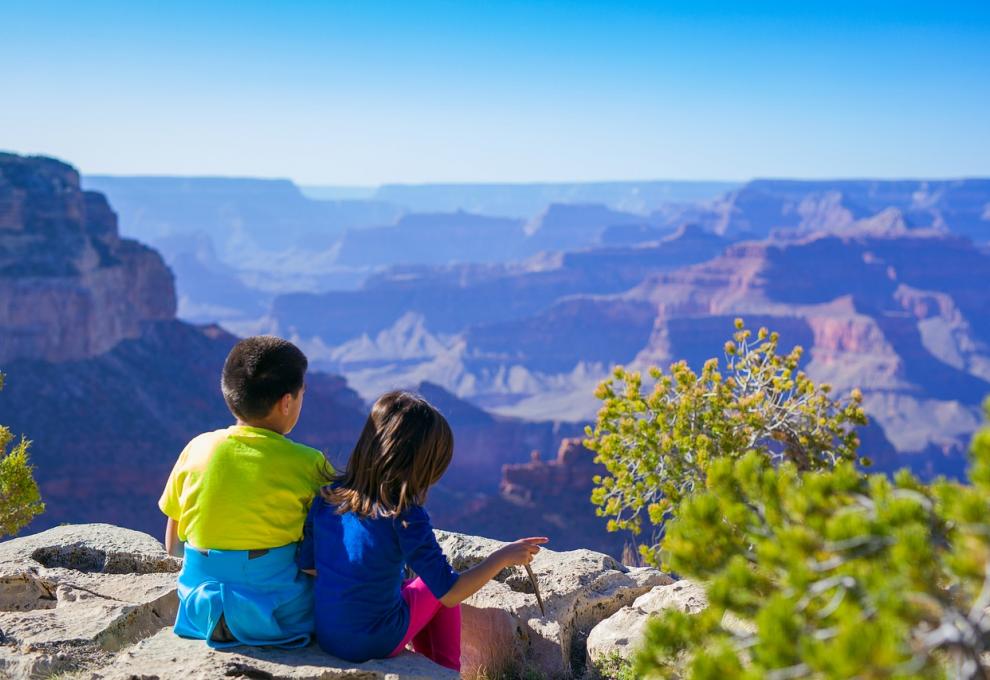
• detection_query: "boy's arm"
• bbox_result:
[297,498,318,575]
[159,439,193,558]
[164,517,184,558]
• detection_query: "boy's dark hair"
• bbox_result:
[221,336,308,421]
[323,390,453,518]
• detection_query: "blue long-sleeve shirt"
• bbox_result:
[298,495,459,661]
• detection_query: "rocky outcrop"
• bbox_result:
[586,580,753,672]
[435,530,672,678]
[0,524,181,679]
[586,580,708,668]
[0,524,671,679]
[499,438,601,504]
[0,153,175,363]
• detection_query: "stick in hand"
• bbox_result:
[524,563,546,616]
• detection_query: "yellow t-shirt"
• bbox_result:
[158,425,331,550]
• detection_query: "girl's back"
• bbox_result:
[300,495,458,661]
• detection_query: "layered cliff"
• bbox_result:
[0,154,175,363]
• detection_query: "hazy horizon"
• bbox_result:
[76,172,990,188]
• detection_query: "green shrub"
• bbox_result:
[593,651,639,680]
[0,373,45,537]
[634,403,990,678]
[586,319,867,565]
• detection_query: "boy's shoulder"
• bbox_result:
[280,436,326,463]
[188,428,232,446]
[279,436,332,479]
[180,428,233,457]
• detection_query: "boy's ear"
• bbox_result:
[279,392,293,415]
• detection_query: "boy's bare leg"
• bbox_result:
[211,613,235,643]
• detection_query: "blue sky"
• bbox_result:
[1,1,988,184]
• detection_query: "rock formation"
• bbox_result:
[584,579,756,672]
[0,524,181,679]
[586,580,708,668]
[0,153,175,363]
[619,230,990,472]
[432,438,635,557]
[0,523,671,679]
[302,227,990,475]
[412,383,585,494]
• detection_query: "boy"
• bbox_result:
[159,336,330,648]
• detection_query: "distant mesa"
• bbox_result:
[368,180,740,218]
[668,179,990,241]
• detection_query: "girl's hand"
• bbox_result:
[496,537,549,567]
[440,537,550,607]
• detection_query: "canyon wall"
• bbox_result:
[0,154,175,363]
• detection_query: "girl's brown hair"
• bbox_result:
[323,390,454,518]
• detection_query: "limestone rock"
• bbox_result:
[586,579,755,671]
[92,629,458,680]
[436,530,672,678]
[586,580,706,668]
[0,524,181,678]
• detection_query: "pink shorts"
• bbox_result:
[389,577,461,671]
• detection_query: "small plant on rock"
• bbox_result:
[586,319,867,565]
[0,373,45,537]
[593,651,639,680]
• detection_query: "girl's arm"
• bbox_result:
[439,537,548,607]
[164,518,184,558]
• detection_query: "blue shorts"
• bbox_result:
[174,542,313,649]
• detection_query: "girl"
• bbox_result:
[298,390,547,671]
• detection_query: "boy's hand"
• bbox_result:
[496,537,548,567]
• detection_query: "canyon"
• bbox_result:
[5,151,990,559]
[271,227,990,476]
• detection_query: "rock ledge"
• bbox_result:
[0,524,671,679]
